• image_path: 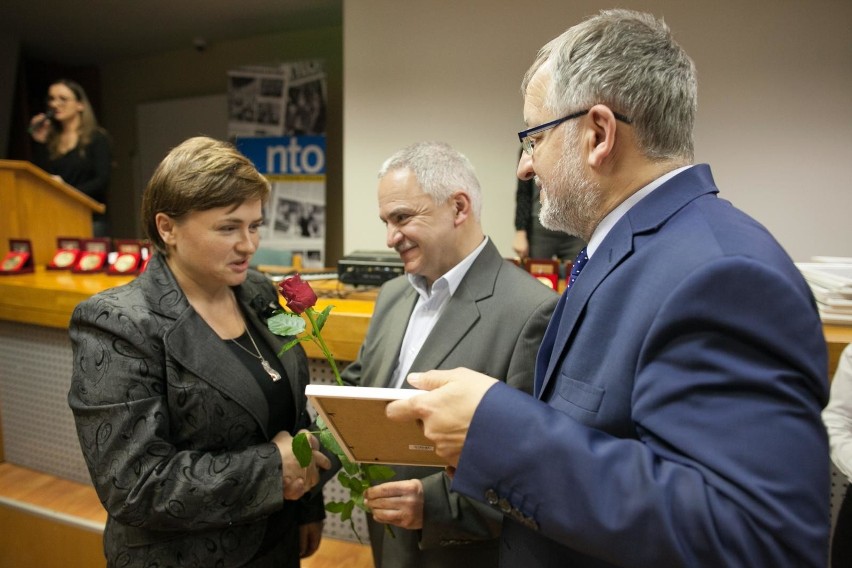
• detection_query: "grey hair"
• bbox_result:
[378,141,483,219]
[522,9,697,162]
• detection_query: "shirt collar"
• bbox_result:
[587,165,692,258]
[407,236,489,299]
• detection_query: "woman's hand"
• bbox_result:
[273,430,331,500]
[28,113,51,143]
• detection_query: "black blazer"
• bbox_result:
[68,253,323,567]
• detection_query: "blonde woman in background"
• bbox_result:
[29,79,111,235]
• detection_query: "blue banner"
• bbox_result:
[236,136,326,176]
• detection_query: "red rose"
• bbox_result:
[278,274,318,314]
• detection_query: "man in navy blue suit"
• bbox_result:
[387,9,830,567]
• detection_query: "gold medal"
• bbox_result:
[112,253,138,273]
[2,255,23,271]
[53,250,77,268]
[78,253,103,271]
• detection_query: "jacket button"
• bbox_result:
[485,489,499,505]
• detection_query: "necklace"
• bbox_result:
[230,326,282,382]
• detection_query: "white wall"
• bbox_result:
[343,0,852,262]
[134,94,228,217]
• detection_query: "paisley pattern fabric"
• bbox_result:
[68,254,323,567]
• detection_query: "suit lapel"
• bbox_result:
[537,224,633,397]
[536,165,719,398]
[409,240,500,374]
[166,311,272,436]
[410,285,480,373]
[139,255,273,437]
[367,286,417,387]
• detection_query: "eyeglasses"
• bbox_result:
[518,109,632,155]
[46,95,75,105]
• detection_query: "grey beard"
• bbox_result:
[537,160,601,239]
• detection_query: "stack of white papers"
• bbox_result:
[796,258,852,324]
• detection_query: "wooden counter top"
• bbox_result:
[1,267,849,374]
[0,267,374,362]
[0,267,134,329]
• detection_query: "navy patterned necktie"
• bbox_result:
[567,247,589,290]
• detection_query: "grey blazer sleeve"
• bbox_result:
[418,286,557,548]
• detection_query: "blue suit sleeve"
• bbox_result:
[451,257,829,567]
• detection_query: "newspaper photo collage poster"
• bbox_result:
[229,60,327,268]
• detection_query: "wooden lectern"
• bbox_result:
[0,160,105,265]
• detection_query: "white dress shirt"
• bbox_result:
[823,344,852,482]
[389,237,489,389]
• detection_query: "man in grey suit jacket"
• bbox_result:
[340,141,557,568]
